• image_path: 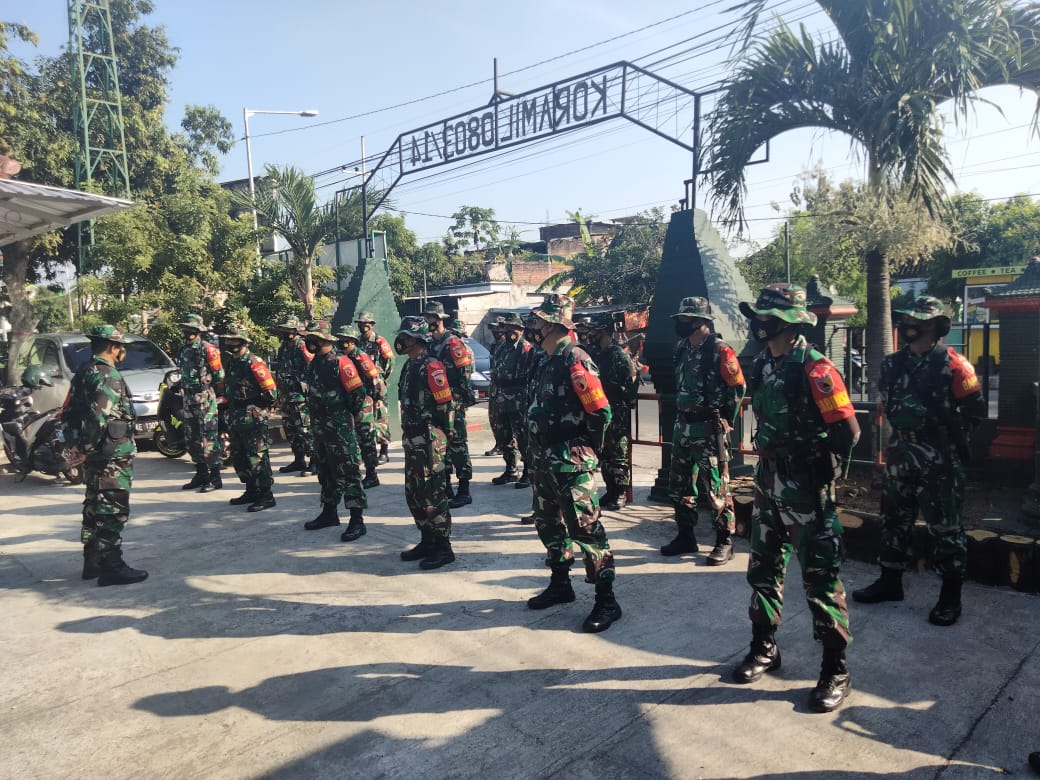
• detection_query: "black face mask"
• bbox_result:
[394,337,411,355]
[898,322,932,345]
[529,327,546,346]
[675,320,695,338]
[507,331,519,342]
[359,323,373,334]
[750,318,788,343]
[304,339,321,354]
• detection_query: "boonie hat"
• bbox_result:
[739,283,817,326]
[671,296,714,320]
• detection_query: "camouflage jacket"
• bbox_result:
[490,336,532,410]
[674,334,746,424]
[880,345,985,432]
[398,352,454,435]
[749,335,853,458]
[527,335,612,473]
[64,355,137,460]
[273,337,312,399]
[594,343,639,410]
[430,330,475,406]
[225,350,278,421]
[359,332,394,380]
[306,350,367,423]
[175,338,224,397]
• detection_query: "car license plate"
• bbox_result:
[135,419,158,434]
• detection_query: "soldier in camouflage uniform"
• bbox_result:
[489,313,532,486]
[485,316,507,457]
[176,313,225,492]
[853,296,986,627]
[355,311,394,464]
[580,313,639,511]
[525,294,621,633]
[423,301,476,508]
[300,321,369,541]
[516,311,546,523]
[734,284,861,713]
[395,316,457,569]
[220,327,278,512]
[64,325,148,586]
[337,324,386,489]
[272,315,314,477]
[662,297,746,563]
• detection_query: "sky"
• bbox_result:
[9,0,1040,257]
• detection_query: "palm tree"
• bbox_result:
[708,0,1040,395]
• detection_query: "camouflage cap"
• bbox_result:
[671,296,714,321]
[488,315,506,331]
[219,325,252,345]
[335,324,361,341]
[532,293,575,329]
[422,300,451,320]
[355,311,377,324]
[395,315,432,342]
[304,319,337,342]
[894,295,951,323]
[180,313,207,331]
[500,312,525,329]
[447,317,468,336]
[272,315,303,333]
[739,283,818,326]
[87,324,132,344]
[573,315,595,332]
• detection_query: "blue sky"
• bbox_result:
[9,0,1040,254]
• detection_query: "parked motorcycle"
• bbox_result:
[153,368,187,458]
[1,366,82,484]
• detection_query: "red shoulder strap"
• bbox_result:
[203,342,223,372]
[337,356,363,392]
[569,361,608,413]
[250,358,276,391]
[377,336,394,361]
[299,340,313,364]
[427,360,452,404]
[806,356,853,422]
[355,351,380,379]
[717,343,745,388]
[948,347,981,399]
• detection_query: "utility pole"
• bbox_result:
[784,221,791,283]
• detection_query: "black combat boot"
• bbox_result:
[527,566,576,609]
[304,503,340,530]
[419,534,456,570]
[279,448,307,473]
[808,647,851,712]
[732,624,781,683]
[97,547,148,587]
[340,508,367,542]
[484,445,502,456]
[514,470,531,489]
[582,579,622,633]
[378,443,389,464]
[600,485,626,511]
[362,468,380,489]
[199,466,223,493]
[852,566,904,603]
[448,479,472,508]
[82,543,101,580]
[182,463,208,490]
[928,576,963,626]
[660,525,698,556]
[247,489,276,512]
[705,529,734,566]
[401,528,435,561]
[301,459,315,477]
[1029,752,1040,773]
[229,480,259,505]
[491,467,522,485]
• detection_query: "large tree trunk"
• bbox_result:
[865,247,891,400]
[2,239,39,385]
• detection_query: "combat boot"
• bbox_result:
[419,534,456,570]
[732,624,781,683]
[705,529,734,566]
[199,466,223,493]
[600,489,626,511]
[247,489,276,512]
[377,443,389,464]
[514,470,531,489]
[82,543,101,580]
[340,508,367,542]
[808,647,851,712]
[304,503,340,530]
[582,580,622,633]
[519,513,535,525]
[852,566,904,603]
[279,450,307,473]
[97,547,148,587]
[928,576,963,626]
[362,469,380,489]
[229,480,259,506]
[182,463,208,490]
[527,566,576,609]
[491,467,522,485]
[300,459,315,477]
[448,479,472,508]
[401,528,435,561]
[660,525,698,556]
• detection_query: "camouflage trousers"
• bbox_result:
[493,404,526,470]
[600,405,631,492]
[374,397,390,448]
[184,390,222,468]
[356,395,379,471]
[280,392,312,462]
[312,416,367,509]
[667,419,735,534]
[881,440,967,579]
[446,405,472,481]
[81,455,134,552]
[531,461,614,584]
[747,457,851,649]
[228,413,273,493]
[403,425,450,538]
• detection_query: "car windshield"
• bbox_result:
[464,338,490,360]
[63,339,174,373]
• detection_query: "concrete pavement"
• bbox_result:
[1,412,1038,779]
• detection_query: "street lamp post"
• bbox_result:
[242,108,319,254]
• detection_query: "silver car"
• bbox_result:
[12,332,175,441]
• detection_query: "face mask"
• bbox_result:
[898,322,931,345]
[507,331,519,342]
[750,318,788,343]
[359,323,372,335]
[529,327,546,346]
[394,337,411,355]
[675,320,696,338]
[304,339,321,354]
[183,330,197,341]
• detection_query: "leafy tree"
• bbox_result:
[176,104,235,176]
[446,205,500,255]
[708,0,1040,396]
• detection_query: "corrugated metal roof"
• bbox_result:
[0,180,133,247]
[987,258,1040,299]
